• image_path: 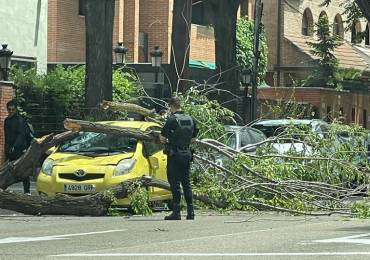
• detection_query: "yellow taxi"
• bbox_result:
[36,121,171,206]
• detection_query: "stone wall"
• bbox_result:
[258,87,370,128]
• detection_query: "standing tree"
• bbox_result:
[305,15,343,88]
[84,0,115,108]
[170,0,192,93]
[236,16,268,85]
[322,0,370,21]
[204,0,241,109]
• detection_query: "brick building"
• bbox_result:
[261,0,370,87]
[47,0,226,65]
[257,0,370,127]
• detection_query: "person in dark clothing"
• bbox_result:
[160,97,198,220]
[4,100,31,194]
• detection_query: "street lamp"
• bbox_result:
[150,46,163,109]
[114,42,128,65]
[241,67,252,86]
[241,67,252,123]
[0,44,13,81]
[150,46,163,70]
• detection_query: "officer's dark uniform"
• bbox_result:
[161,111,198,220]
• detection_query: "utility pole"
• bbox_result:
[251,0,263,121]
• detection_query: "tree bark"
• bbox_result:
[0,132,77,190]
[63,118,161,142]
[356,0,370,21]
[205,0,241,110]
[85,0,115,108]
[170,0,192,93]
[0,176,171,216]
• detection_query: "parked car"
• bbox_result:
[224,125,267,152]
[37,121,171,206]
[250,119,329,155]
[213,125,267,167]
[251,119,329,138]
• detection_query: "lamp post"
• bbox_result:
[114,42,128,66]
[241,67,252,87]
[150,46,163,106]
[241,67,252,122]
[0,44,13,81]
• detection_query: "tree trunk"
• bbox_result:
[0,132,77,190]
[85,0,115,108]
[0,176,171,216]
[205,0,241,111]
[63,118,161,142]
[356,0,370,21]
[170,0,192,94]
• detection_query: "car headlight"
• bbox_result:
[41,158,54,176]
[113,159,136,176]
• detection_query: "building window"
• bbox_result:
[351,21,362,44]
[302,8,313,36]
[11,59,36,71]
[79,0,86,16]
[333,14,344,38]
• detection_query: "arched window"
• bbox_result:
[319,11,328,20]
[302,8,313,36]
[351,21,362,44]
[333,14,344,38]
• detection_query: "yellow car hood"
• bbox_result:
[48,152,134,166]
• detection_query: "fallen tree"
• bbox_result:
[0,98,369,217]
[0,131,77,190]
[0,176,169,216]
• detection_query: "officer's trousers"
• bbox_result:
[167,153,193,210]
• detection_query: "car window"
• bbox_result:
[225,132,237,150]
[240,128,266,148]
[143,126,164,156]
[58,132,137,153]
[143,142,163,156]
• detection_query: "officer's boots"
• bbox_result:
[164,204,181,220]
[186,204,195,220]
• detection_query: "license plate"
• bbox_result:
[64,184,96,193]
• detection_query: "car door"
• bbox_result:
[142,127,168,198]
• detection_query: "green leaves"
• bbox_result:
[128,181,152,216]
[305,15,343,89]
[236,16,268,84]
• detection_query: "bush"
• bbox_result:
[10,65,140,135]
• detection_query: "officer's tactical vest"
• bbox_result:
[168,113,194,148]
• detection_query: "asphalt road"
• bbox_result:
[2,182,370,260]
[1,211,370,260]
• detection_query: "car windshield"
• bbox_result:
[58,132,137,154]
[225,127,266,150]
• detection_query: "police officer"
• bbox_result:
[160,97,198,220]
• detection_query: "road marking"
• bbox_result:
[53,228,272,256]
[52,252,370,257]
[0,229,126,244]
[314,233,370,245]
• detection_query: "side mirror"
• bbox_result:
[148,156,159,170]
